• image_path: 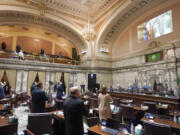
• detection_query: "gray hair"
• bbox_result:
[70,86,79,95]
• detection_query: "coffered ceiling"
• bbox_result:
[0,0,170,57]
[15,0,124,23]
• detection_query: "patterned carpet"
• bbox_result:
[14,105,29,133]
[14,105,88,134]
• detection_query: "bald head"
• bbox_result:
[70,86,80,97]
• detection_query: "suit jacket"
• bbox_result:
[32,88,48,113]
[0,86,4,100]
[31,84,37,95]
[63,96,88,135]
[56,85,64,100]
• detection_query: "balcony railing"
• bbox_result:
[0,51,81,65]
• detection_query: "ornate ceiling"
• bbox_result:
[0,0,170,57]
[15,0,121,23]
[96,0,168,52]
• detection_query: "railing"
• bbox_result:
[0,51,81,65]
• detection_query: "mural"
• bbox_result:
[137,10,173,43]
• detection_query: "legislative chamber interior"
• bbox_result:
[1,0,180,135]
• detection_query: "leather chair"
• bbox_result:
[85,117,100,127]
[144,121,172,135]
[113,97,121,110]
[120,104,143,126]
[27,113,52,135]
[90,98,98,109]
[90,98,99,116]
[120,104,136,121]
[144,102,158,114]
[55,99,64,110]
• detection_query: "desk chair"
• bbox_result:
[120,104,143,126]
[55,99,64,110]
[113,97,121,110]
[144,121,172,135]
[90,98,99,116]
[27,113,52,135]
[84,116,100,127]
[144,102,158,114]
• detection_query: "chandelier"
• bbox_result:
[82,12,95,42]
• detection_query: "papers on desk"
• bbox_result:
[84,101,88,105]
[162,104,168,108]
[101,125,106,130]
[89,109,93,114]
[54,111,64,115]
[141,105,148,110]
[110,104,115,111]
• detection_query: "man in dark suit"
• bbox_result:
[31,82,37,95]
[56,82,64,100]
[32,82,48,113]
[0,82,5,100]
[63,87,88,135]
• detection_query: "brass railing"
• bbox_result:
[0,51,81,65]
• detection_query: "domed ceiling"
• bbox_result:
[0,0,168,57]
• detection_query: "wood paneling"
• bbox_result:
[55,44,69,57]
[0,37,13,51]
[17,36,52,54]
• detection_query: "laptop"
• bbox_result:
[101,119,120,135]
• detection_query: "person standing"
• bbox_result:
[63,87,88,135]
[32,82,48,113]
[0,82,5,100]
[56,82,64,100]
[98,86,113,121]
[31,82,37,95]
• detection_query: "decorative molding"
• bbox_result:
[0,11,87,51]
[15,0,120,23]
[97,0,167,51]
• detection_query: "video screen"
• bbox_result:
[137,10,173,43]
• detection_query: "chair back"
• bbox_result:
[55,99,64,110]
[86,117,100,127]
[113,98,120,107]
[27,113,52,135]
[144,102,158,114]
[144,121,172,135]
[90,98,98,108]
[120,104,135,120]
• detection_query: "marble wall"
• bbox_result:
[1,40,180,96]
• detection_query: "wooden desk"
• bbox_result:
[157,104,168,109]
[120,99,133,104]
[88,125,132,135]
[134,106,148,111]
[0,116,9,127]
[141,117,180,129]
[0,114,18,135]
[0,104,4,111]
[26,129,35,135]
[109,92,180,109]
[0,98,11,104]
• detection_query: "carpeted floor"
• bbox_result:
[14,105,88,134]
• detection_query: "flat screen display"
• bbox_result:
[137,10,173,43]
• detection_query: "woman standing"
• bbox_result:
[98,86,113,121]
